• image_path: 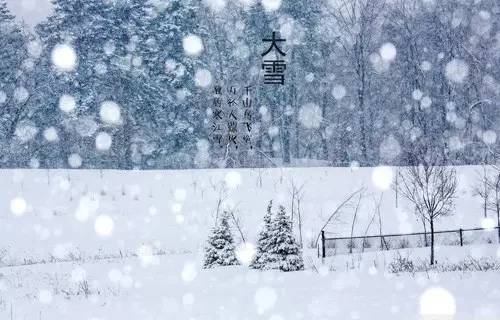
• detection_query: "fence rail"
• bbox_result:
[319,226,500,258]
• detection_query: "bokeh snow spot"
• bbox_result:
[419,287,456,318]
[203,0,226,12]
[254,286,277,314]
[225,171,242,189]
[59,94,77,113]
[445,59,469,83]
[137,245,159,267]
[298,103,322,129]
[10,197,27,216]
[235,242,256,266]
[379,135,401,161]
[14,87,29,103]
[75,195,99,222]
[38,289,53,304]
[332,84,346,100]
[183,35,204,57]
[51,44,77,72]
[15,121,38,143]
[96,132,113,151]
[100,101,122,125]
[261,0,282,12]
[481,218,496,230]
[412,89,423,101]
[482,130,497,145]
[379,43,397,61]
[94,214,114,237]
[181,262,198,282]
[174,188,187,201]
[194,69,213,88]
[0,91,6,104]
[371,166,393,191]
[43,127,59,142]
[68,153,82,168]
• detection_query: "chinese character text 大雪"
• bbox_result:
[262,31,286,85]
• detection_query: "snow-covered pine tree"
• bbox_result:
[267,205,304,272]
[203,211,239,268]
[250,200,275,269]
[0,0,30,166]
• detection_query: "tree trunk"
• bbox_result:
[430,218,435,265]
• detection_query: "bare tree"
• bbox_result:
[399,164,458,265]
[289,179,306,248]
[487,170,500,242]
[473,166,491,218]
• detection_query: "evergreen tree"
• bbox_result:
[0,0,31,167]
[203,211,239,268]
[250,200,275,269]
[267,205,304,272]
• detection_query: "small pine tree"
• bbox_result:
[203,211,239,268]
[250,200,275,269]
[267,206,304,272]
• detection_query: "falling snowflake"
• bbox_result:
[68,153,83,168]
[203,0,226,12]
[13,87,29,103]
[371,166,394,190]
[10,197,27,217]
[332,84,346,101]
[59,95,77,113]
[94,214,114,237]
[51,44,77,72]
[95,132,113,151]
[225,171,242,189]
[38,289,53,304]
[419,287,456,317]
[298,103,322,129]
[181,262,198,282]
[15,121,38,143]
[379,135,401,161]
[100,101,122,125]
[445,59,469,83]
[481,217,496,229]
[0,91,6,104]
[43,127,59,142]
[235,242,256,266]
[183,35,204,57]
[194,69,213,88]
[261,0,282,12]
[379,43,397,61]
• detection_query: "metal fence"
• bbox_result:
[319,227,500,258]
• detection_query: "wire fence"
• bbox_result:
[319,226,500,257]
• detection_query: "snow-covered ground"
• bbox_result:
[1,245,500,320]
[0,166,494,264]
[1,166,499,319]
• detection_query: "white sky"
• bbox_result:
[6,0,53,27]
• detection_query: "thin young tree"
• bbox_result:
[487,171,500,242]
[399,161,458,265]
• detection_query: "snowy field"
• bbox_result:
[0,166,494,264]
[1,166,499,319]
[1,245,500,320]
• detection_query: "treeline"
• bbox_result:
[0,0,499,169]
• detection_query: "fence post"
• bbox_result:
[459,228,463,247]
[321,230,326,259]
